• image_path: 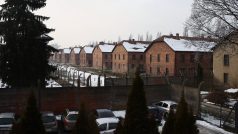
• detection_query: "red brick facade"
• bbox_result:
[69,47,81,65]
[80,47,93,67]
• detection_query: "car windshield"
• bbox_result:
[98,111,115,118]
[0,118,14,125]
[170,104,177,110]
[67,114,78,121]
[42,115,55,123]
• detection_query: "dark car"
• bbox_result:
[148,106,166,124]
[0,113,15,134]
[41,112,58,133]
[94,109,116,119]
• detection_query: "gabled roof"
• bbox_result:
[72,47,81,54]
[98,44,115,53]
[63,48,71,54]
[83,46,94,54]
[121,40,151,52]
[164,37,216,52]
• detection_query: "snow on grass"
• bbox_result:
[0,79,7,88]
[201,113,221,126]
[200,91,209,95]
[46,79,62,88]
[225,88,238,93]
[196,120,234,134]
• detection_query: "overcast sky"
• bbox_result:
[1,0,194,48]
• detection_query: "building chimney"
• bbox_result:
[176,33,180,39]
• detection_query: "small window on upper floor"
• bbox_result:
[224,55,229,66]
[166,54,170,62]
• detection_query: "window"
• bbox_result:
[132,55,136,60]
[150,54,152,63]
[140,55,143,60]
[180,54,185,62]
[157,67,160,75]
[123,54,125,60]
[131,64,134,69]
[105,54,108,59]
[224,55,229,66]
[118,64,120,69]
[157,54,160,62]
[109,123,118,130]
[139,64,144,71]
[224,73,228,83]
[199,55,203,61]
[99,123,107,131]
[150,67,152,73]
[190,54,195,63]
[166,54,169,62]
[165,68,169,75]
[119,54,120,60]
[114,54,116,60]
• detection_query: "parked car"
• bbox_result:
[152,100,177,112]
[61,109,78,131]
[96,117,119,134]
[94,109,116,119]
[0,112,15,134]
[41,112,58,133]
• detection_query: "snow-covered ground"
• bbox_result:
[0,79,7,88]
[225,88,238,93]
[197,120,234,134]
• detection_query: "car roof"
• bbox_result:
[41,112,55,116]
[160,101,177,105]
[96,117,119,125]
[68,111,78,115]
[0,113,15,118]
[96,109,112,112]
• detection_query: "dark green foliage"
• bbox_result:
[0,0,57,88]
[162,91,198,134]
[122,70,157,134]
[148,115,160,134]
[162,110,175,134]
[115,117,124,134]
[11,92,45,134]
[72,103,99,134]
[205,91,228,106]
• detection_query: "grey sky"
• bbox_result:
[1,0,194,48]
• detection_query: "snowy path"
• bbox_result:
[197,120,234,134]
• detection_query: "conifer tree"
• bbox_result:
[161,110,175,134]
[72,103,99,134]
[11,92,45,134]
[123,69,156,134]
[0,0,57,88]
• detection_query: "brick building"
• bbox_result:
[92,43,115,70]
[146,34,215,81]
[54,49,63,63]
[112,40,150,75]
[69,47,81,65]
[80,45,94,67]
[61,48,71,64]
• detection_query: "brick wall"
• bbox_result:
[112,44,128,74]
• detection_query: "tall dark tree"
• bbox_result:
[0,0,57,88]
[122,70,157,134]
[72,103,99,134]
[11,92,45,134]
[161,110,175,134]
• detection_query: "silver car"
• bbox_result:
[41,112,58,133]
[0,113,15,134]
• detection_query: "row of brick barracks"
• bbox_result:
[51,34,216,82]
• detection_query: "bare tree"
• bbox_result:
[186,0,238,38]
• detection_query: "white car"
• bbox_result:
[96,117,119,134]
[152,100,177,112]
[0,113,15,133]
[41,112,58,133]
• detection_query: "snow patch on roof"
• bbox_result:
[84,46,94,54]
[73,48,81,54]
[123,42,149,52]
[63,48,71,54]
[164,38,216,52]
[99,44,115,52]
[225,88,238,93]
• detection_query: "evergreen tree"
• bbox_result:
[72,103,99,134]
[161,110,175,134]
[0,0,57,88]
[11,92,45,134]
[115,117,124,134]
[123,69,156,134]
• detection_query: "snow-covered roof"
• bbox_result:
[225,88,238,93]
[164,38,216,52]
[73,47,81,54]
[99,44,115,52]
[63,48,71,54]
[123,42,149,52]
[84,46,94,54]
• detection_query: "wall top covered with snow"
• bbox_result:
[63,48,71,54]
[123,42,150,52]
[84,46,94,54]
[99,44,115,52]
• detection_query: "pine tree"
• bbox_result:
[11,92,45,134]
[161,110,175,134]
[123,69,156,134]
[72,103,99,134]
[0,0,57,88]
[115,117,124,134]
